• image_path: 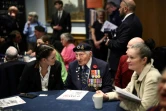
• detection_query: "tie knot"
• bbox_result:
[83,65,88,70]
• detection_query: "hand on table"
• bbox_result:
[96,90,109,101]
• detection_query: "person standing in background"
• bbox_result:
[0,6,19,42]
[105,1,122,27]
[91,9,108,61]
[105,0,143,79]
[23,12,47,52]
[50,0,71,53]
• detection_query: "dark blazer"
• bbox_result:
[114,55,134,88]
[50,10,71,41]
[5,41,27,55]
[108,13,143,71]
[109,9,122,27]
[18,60,64,93]
[0,60,26,98]
[65,57,112,93]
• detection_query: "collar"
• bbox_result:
[133,59,154,82]
[82,57,92,69]
[39,65,51,76]
[14,42,17,45]
[87,57,92,69]
[122,13,133,22]
[58,10,63,13]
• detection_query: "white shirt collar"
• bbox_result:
[39,65,51,91]
[86,57,92,69]
[122,13,133,22]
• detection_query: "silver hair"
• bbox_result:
[28,12,38,22]
[5,46,18,61]
[131,43,151,64]
[60,33,74,43]
[85,51,92,56]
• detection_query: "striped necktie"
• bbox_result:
[81,65,89,90]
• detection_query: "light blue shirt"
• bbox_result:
[23,21,47,39]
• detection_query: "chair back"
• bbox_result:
[153,46,166,73]
[0,61,26,98]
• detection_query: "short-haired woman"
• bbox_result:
[60,33,75,70]
[19,45,64,93]
[96,43,161,111]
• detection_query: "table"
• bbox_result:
[4,90,125,111]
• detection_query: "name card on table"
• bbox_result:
[56,90,88,101]
[0,96,26,108]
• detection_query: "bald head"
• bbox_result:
[5,46,18,62]
[127,37,144,49]
[122,0,136,12]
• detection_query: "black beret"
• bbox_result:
[73,43,92,52]
[35,26,45,32]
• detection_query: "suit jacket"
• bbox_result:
[65,57,113,93]
[108,13,143,71]
[109,9,122,27]
[18,60,64,93]
[106,60,161,111]
[0,60,26,98]
[5,41,27,55]
[114,55,134,88]
[50,10,71,41]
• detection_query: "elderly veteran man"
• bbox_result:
[65,43,112,93]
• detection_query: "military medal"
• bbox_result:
[96,79,98,87]
[99,79,102,87]
[88,79,91,86]
[94,83,96,88]
[91,79,93,87]
[98,70,101,78]
[91,70,95,78]
[95,70,97,78]
[94,79,96,84]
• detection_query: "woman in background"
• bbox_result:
[19,45,64,93]
[91,9,108,61]
[60,33,75,70]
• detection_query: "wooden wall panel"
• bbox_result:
[134,0,166,47]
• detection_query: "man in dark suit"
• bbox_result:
[65,43,112,93]
[0,46,26,98]
[50,1,71,52]
[105,1,122,27]
[4,30,27,55]
[106,0,143,78]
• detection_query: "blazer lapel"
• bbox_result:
[75,65,82,90]
[48,66,55,90]
[35,68,42,91]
